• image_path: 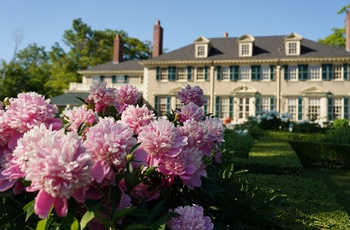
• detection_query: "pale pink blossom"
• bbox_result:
[7,124,92,218]
[178,85,207,107]
[121,104,155,134]
[0,111,14,147]
[115,84,139,114]
[4,92,62,133]
[63,106,98,132]
[86,82,117,113]
[84,117,137,183]
[178,102,204,122]
[203,116,226,163]
[138,118,187,167]
[168,205,213,230]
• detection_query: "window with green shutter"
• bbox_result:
[168,67,176,81]
[298,97,303,120]
[230,66,239,81]
[328,97,333,121]
[343,64,349,80]
[187,66,193,81]
[298,65,308,80]
[215,96,221,117]
[284,65,289,80]
[204,66,209,81]
[270,97,275,111]
[229,96,233,118]
[216,66,221,80]
[156,67,160,80]
[270,65,274,80]
[322,64,333,80]
[251,65,261,81]
[255,96,261,116]
[344,97,349,119]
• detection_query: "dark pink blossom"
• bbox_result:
[63,106,98,133]
[86,82,117,114]
[115,84,140,114]
[178,85,207,106]
[167,205,213,230]
[121,104,155,134]
[178,102,204,122]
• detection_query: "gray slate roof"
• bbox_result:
[147,36,350,62]
[79,60,143,73]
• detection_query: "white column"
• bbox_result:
[210,66,215,114]
[249,97,256,117]
[320,97,328,124]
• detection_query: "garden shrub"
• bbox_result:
[331,118,349,129]
[324,127,350,145]
[232,138,303,176]
[244,174,350,230]
[222,129,255,159]
[250,130,325,142]
[289,140,350,168]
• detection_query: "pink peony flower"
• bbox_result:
[6,124,92,218]
[86,81,117,114]
[121,104,155,134]
[84,117,137,183]
[178,85,207,107]
[138,118,187,167]
[178,102,204,122]
[115,84,140,114]
[3,92,62,133]
[167,205,213,230]
[63,106,98,133]
[0,111,14,147]
[203,116,226,163]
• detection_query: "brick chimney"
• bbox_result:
[113,34,123,63]
[152,20,163,57]
[224,32,229,38]
[347,8,350,52]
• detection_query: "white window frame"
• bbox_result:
[238,97,250,119]
[309,65,321,80]
[239,66,251,80]
[333,98,343,119]
[286,41,300,56]
[112,75,127,83]
[195,45,207,58]
[177,67,187,81]
[160,68,168,81]
[287,98,298,121]
[308,98,321,120]
[158,97,168,117]
[221,66,230,80]
[334,64,343,80]
[288,66,298,80]
[260,98,270,113]
[261,66,270,80]
[239,43,252,57]
[220,97,230,119]
[196,67,205,81]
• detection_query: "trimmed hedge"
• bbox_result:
[244,173,350,230]
[289,140,350,169]
[232,138,303,176]
[250,130,325,142]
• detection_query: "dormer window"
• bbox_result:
[238,34,255,57]
[194,36,211,58]
[284,32,302,56]
[196,45,206,57]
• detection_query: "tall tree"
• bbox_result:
[318,5,350,47]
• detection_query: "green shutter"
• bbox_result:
[344,97,349,119]
[270,65,274,80]
[216,66,221,80]
[229,96,233,118]
[233,66,239,80]
[322,64,333,80]
[298,65,308,80]
[344,64,349,80]
[255,96,261,116]
[124,75,129,83]
[156,67,160,80]
[166,96,171,113]
[204,66,209,81]
[203,96,208,114]
[284,65,289,80]
[251,65,260,81]
[154,96,159,116]
[216,96,221,117]
[168,67,176,81]
[187,66,193,81]
[270,97,275,111]
[328,97,333,121]
[298,97,303,120]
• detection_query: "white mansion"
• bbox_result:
[53,16,350,124]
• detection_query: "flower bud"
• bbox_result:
[126,153,134,162]
[3,97,10,106]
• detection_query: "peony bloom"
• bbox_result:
[115,84,139,114]
[4,92,62,133]
[63,106,98,133]
[178,85,207,107]
[6,124,92,218]
[202,116,226,163]
[86,81,117,114]
[167,205,213,230]
[121,104,155,134]
[138,118,187,167]
[0,111,14,147]
[84,117,137,183]
[178,102,204,122]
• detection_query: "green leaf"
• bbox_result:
[23,200,35,222]
[126,161,133,173]
[80,211,95,230]
[148,200,165,224]
[76,96,88,105]
[110,186,122,214]
[130,142,141,154]
[123,223,150,230]
[36,219,48,230]
[71,219,79,230]
[112,206,136,222]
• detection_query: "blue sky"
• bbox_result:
[0,0,349,62]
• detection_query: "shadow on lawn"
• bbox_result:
[303,167,350,214]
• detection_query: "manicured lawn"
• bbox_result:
[303,167,350,214]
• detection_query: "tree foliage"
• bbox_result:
[318,5,350,47]
[0,18,152,99]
